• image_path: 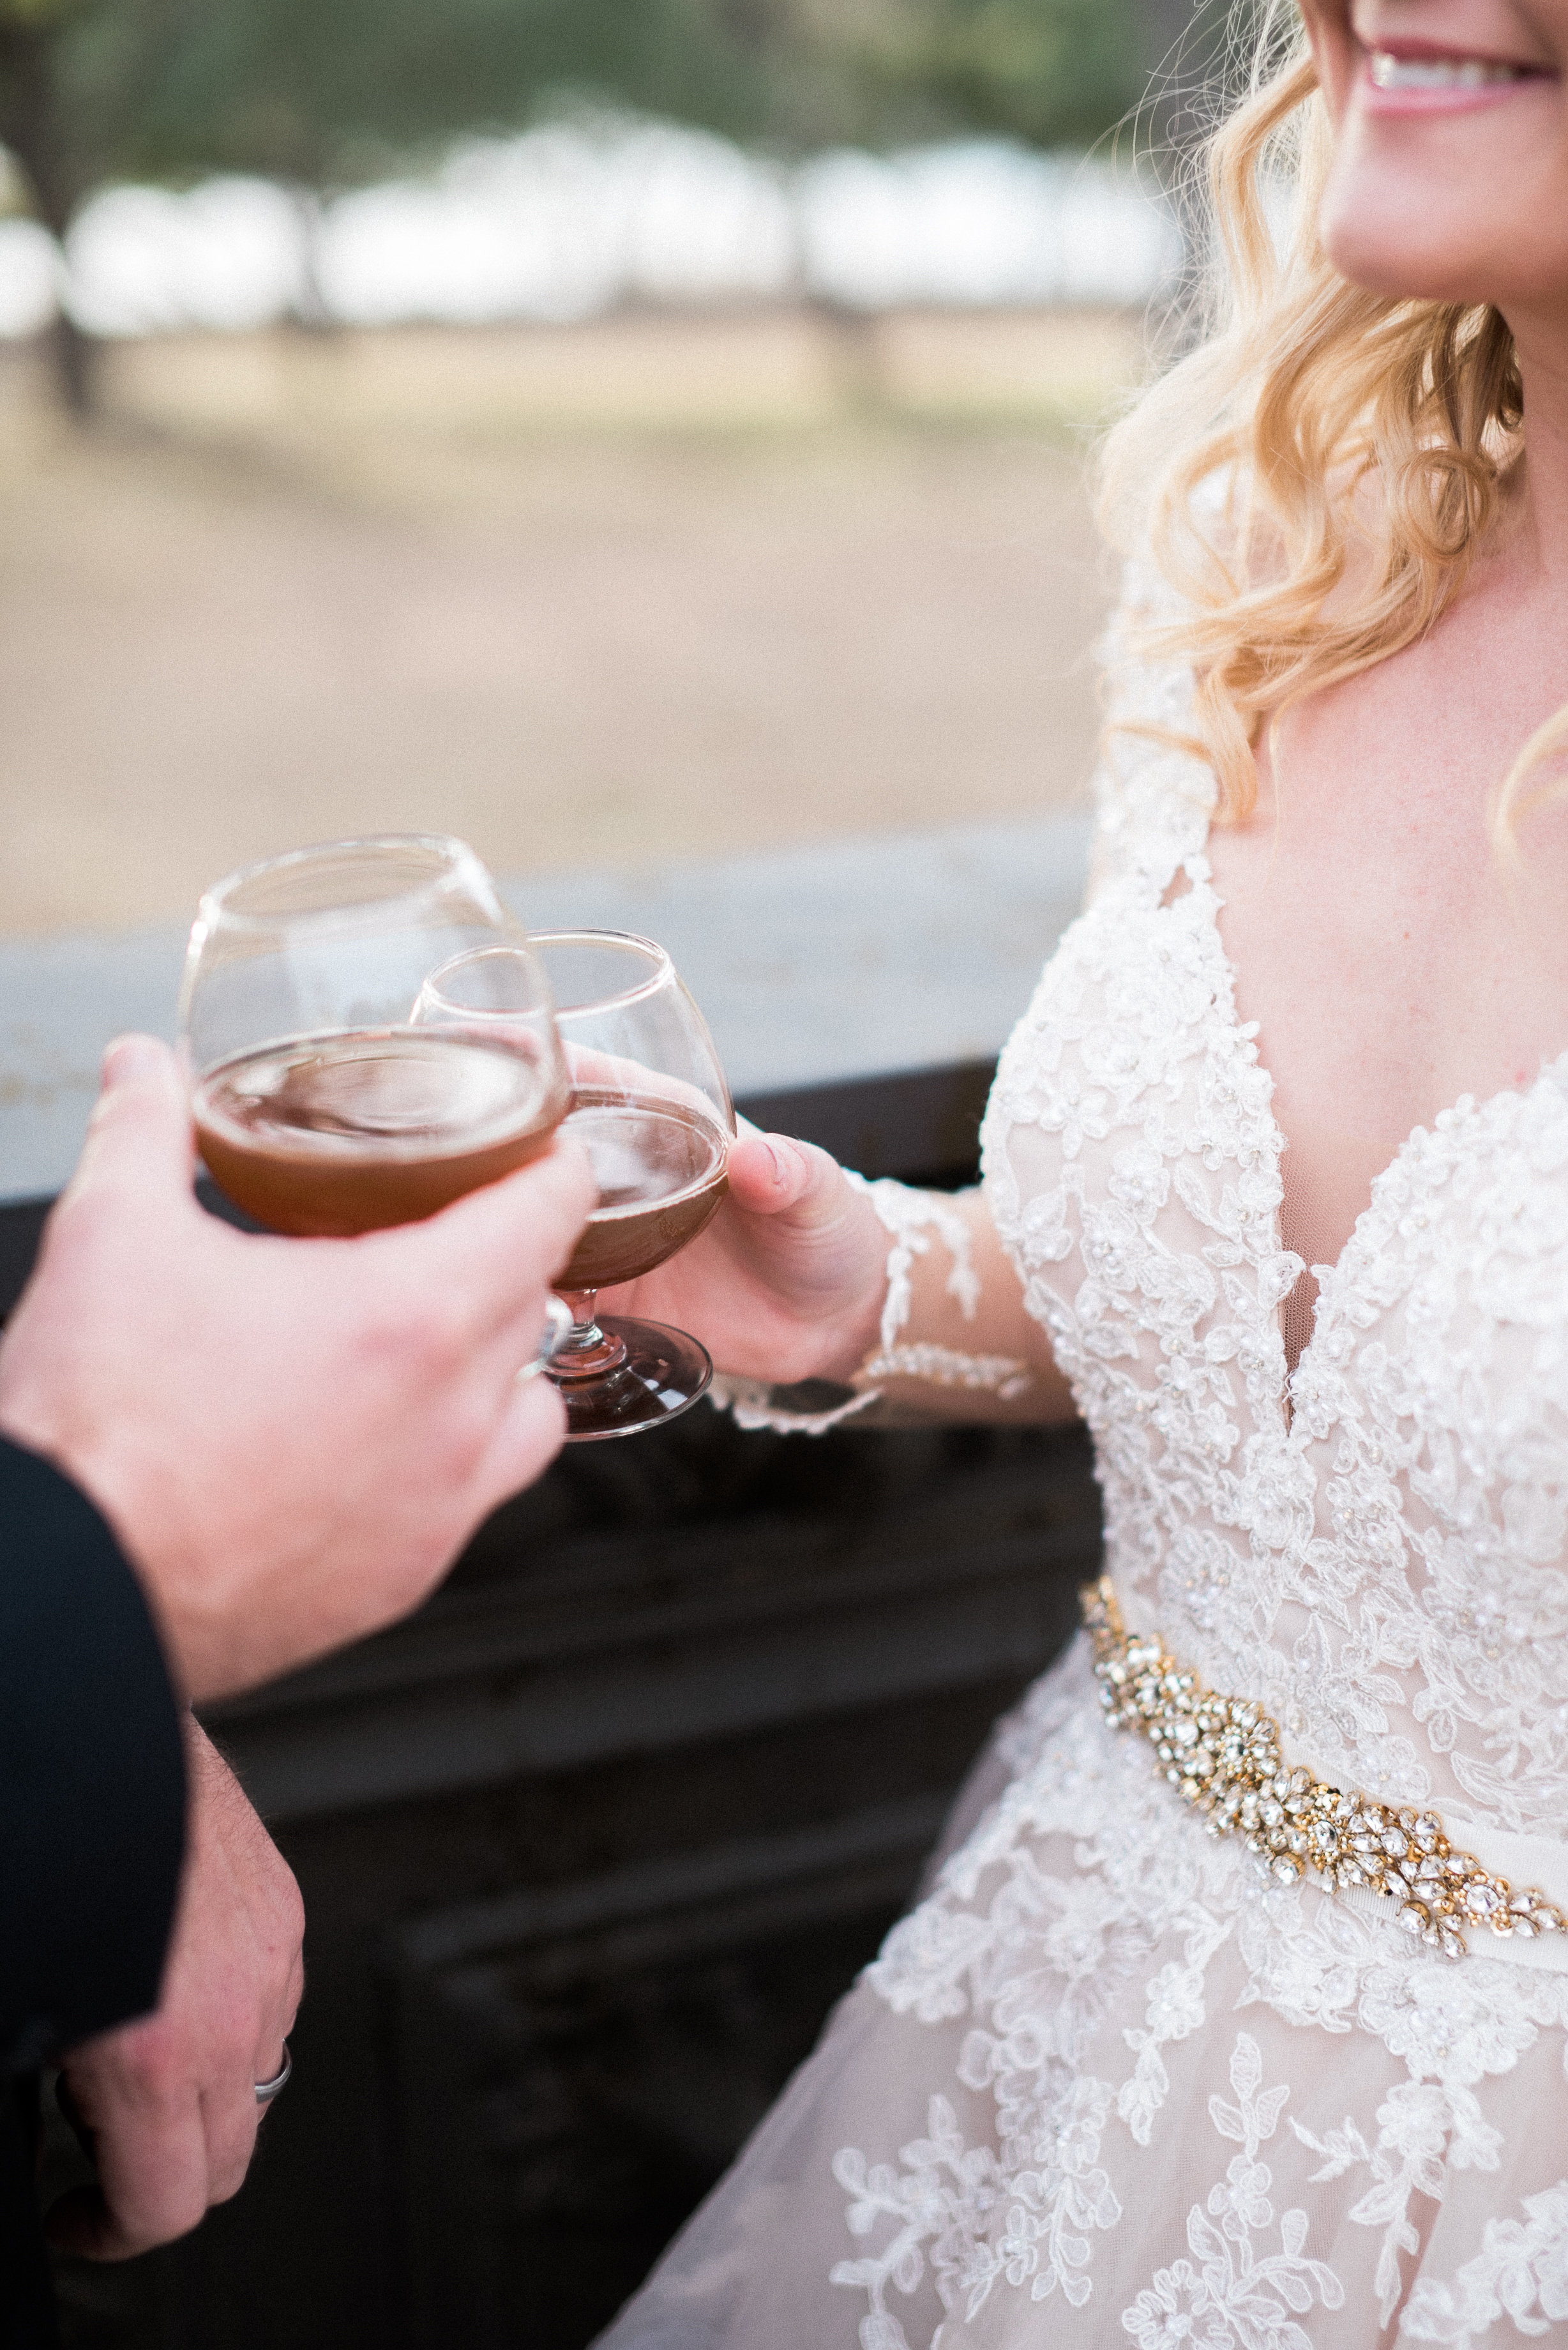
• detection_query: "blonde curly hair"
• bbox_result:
[1099,3,1562,845]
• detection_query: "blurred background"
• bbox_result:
[0,0,1212,942]
[1,7,1250,2345]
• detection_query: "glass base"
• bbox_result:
[548,1315,713,1442]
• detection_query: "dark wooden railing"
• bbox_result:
[19,1060,1101,2350]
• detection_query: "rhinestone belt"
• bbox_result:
[1081,1577,1566,1962]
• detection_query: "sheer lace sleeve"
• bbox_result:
[844,1174,1031,1399]
[706,1174,1033,1437]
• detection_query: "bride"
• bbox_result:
[595,0,1568,2340]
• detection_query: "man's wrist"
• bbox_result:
[0,1401,232,1704]
[0,1435,189,2065]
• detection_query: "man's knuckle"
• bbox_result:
[168,2182,211,2240]
[209,2146,255,2206]
[355,1288,469,1377]
[347,1300,412,1367]
[109,2219,160,2260]
[124,2179,205,2250]
[117,2028,181,2106]
[209,2002,263,2081]
[422,1292,474,1370]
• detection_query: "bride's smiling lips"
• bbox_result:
[1308,0,1568,306]
[1356,29,1558,114]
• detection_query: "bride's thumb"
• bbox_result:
[726,1130,848,1226]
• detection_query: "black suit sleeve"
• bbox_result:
[0,1438,186,2075]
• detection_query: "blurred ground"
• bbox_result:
[0,305,1140,937]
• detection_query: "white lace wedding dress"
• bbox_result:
[595,563,1568,2350]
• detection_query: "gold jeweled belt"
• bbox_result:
[1081,1577,1567,1962]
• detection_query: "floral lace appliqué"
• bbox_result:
[1398,2182,1568,2342]
[825,549,1568,2347]
[1120,2033,1344,2349]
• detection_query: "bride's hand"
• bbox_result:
[594,1130,888,1386]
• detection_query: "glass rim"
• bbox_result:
[417,943,554,1017]
[527,929,677,1014]
[195,834,502,936]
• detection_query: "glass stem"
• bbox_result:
[549,1291,629,1382]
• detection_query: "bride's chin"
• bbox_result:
[1319,200,1538,308]
[1317,149,1568,310]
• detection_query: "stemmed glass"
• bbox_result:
[414,932,734,1440]
[179,835,571,1238]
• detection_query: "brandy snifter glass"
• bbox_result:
[415,932,733,1440]
[180,835,569,1238]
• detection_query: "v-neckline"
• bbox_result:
[1175,853,1568,1434]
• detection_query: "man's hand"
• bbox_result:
[0,1034,595,1701]
[49,1724,303,2261]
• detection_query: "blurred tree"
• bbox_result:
[107,0,1155,174]
[777,0,1147,152]
[0,0,1164,413]
[0,0,194,407]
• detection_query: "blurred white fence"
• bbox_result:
[0,119,1177,338]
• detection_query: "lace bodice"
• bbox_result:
[598,565,1568,2350]
[980,557,1568,1847]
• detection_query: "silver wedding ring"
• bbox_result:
[254,2043,292,2105]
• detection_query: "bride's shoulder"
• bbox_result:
[1087,478,1234,894]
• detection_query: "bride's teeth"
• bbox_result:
[1369,48,1525,88]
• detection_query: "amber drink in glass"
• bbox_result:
[415,932,733,1439]
[181,836,569,1238]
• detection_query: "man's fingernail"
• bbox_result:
[102,1035,163,1087]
